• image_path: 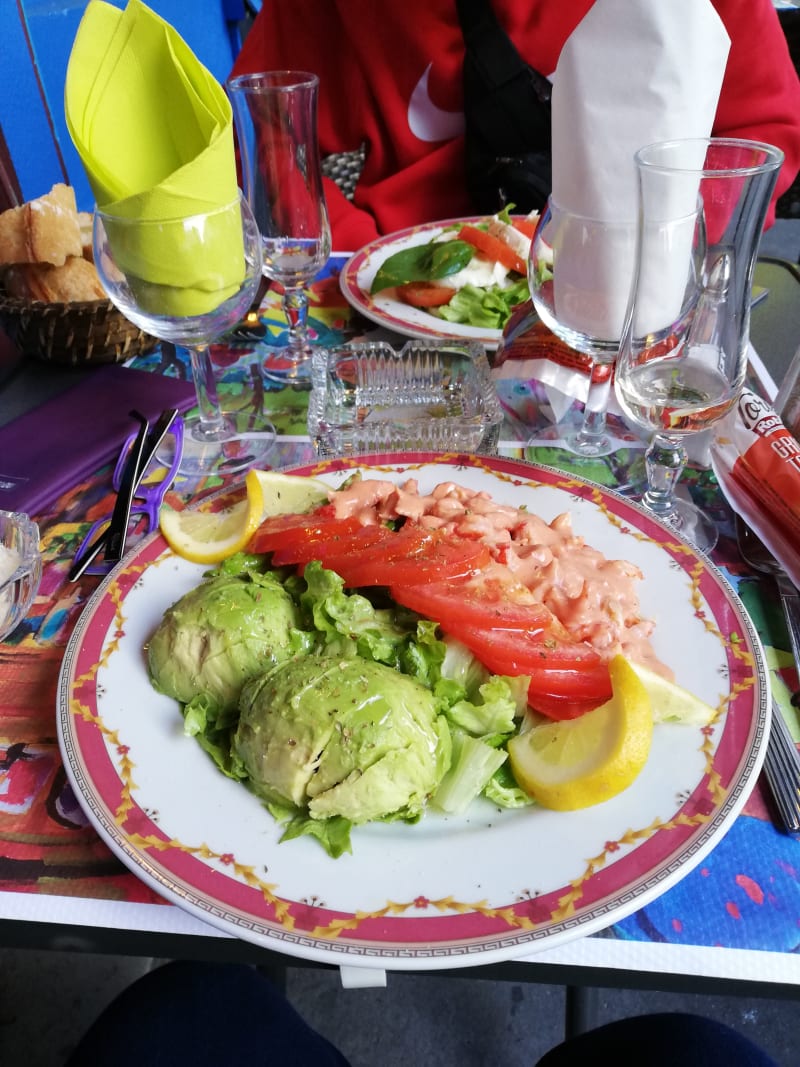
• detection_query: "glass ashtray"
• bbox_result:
[308,341,503,457]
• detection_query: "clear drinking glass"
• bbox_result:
[615,137,784,551]
[93,194,276,478]
[228,71,331,384]
[528,198,637,458]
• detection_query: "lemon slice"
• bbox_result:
[247,469,329,518]
[507,655,653,811]
[160,469,266,564]
[629,661,717,725]
[159,497,261,564]
[159,470,330,564]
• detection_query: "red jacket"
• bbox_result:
[232,0,800,250]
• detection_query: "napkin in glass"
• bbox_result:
[549,0,730,340]
[64,0,244,316]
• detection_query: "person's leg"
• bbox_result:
[535,1011,778,1067]
[65,960,352,1067]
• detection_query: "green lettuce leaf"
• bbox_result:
[483,762,536,809]
[432,729,507,815]
[436,279,530,329]
[445,675,519,738]
[278,811,354,859]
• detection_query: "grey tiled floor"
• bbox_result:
[1,948,799,1066]
[1,219,798,1067]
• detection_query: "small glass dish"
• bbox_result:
[0,511,42,642]
[308,340,503,457]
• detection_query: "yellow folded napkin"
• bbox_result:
[65,0,245,316]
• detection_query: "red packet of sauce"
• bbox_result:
[711,389,800,586]
[492,299,614,421]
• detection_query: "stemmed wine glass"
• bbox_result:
[227,71,331,384]
[615,137,783,551]
[528,199,637,459]
[93,194,276,478]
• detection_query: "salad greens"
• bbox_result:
[148,554,533,859]
[436,278,530,329]
[370,238,474,294]
[369,208,531,331]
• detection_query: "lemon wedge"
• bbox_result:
[629,661,717,725]
[247,469,329,518]
[507,655,653,811]
[159,469,330,564]
[159,497,261,564]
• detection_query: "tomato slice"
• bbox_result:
[391,577,553,632]
[248,508,365,555]
[342,542,489,587]
[270,523,391,567]
[526,689,607,721]
[457,224,526,276]
[525,662,612,702]
[426,620,612,714]
[396,281,457,307]
[327,523,436,566]
[328,528,490,587]
[511,217,538,239]
[429,617,599,669]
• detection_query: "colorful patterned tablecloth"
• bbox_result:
[1,258,798,961]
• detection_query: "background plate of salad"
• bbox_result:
[340,216,533,350]
[57,454,768,972]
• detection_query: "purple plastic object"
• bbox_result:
[71,415,185,577]
[0,364,195,518]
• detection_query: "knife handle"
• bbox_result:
[776,574,800,684]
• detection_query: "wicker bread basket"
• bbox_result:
[0,291,157,367]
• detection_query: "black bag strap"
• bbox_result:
[456,0,551,156]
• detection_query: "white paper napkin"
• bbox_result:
[548,0,730,339]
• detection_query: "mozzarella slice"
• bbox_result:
[429,254,511,291]
[487,216,532,261]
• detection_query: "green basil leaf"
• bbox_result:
[370,240,474,294]
[428,240,475,278]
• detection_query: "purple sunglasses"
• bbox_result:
[72,415,185,577]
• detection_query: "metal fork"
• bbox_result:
[736,515,800,832]
[736,516,800,687]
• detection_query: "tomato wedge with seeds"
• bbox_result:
[396,281,457,308]
[457,224,527,276]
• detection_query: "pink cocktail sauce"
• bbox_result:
[328,477,672,680]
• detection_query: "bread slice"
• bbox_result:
[78,211,94,262]
[0,184,83,267]
[3,256,106,302]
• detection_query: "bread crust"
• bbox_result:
[3,257,107,302]
[0,184,83,267]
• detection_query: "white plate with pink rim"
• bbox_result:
[57,452,769,971]
[340,217,509,349]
